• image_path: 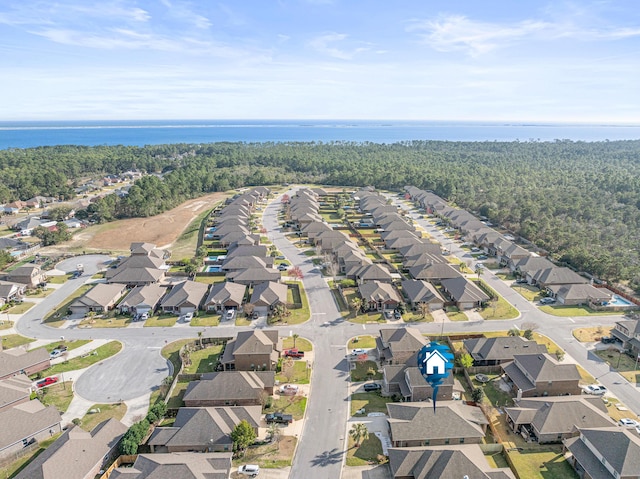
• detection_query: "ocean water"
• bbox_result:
[0,120,639,150]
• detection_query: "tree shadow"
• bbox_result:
[310,447,345,467]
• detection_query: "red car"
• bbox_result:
[36,377,58,388]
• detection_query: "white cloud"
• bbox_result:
[309,32,369,60]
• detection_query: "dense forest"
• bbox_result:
[1,140,639,291]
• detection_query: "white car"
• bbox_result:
[225,309,236,321]
[350,348,366,356]
[619,418,638,427]
[584,384,607,395]
[182,312,193,322]
[238,464,260,477]
[279,384,299,395]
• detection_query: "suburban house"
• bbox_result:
[182,371,275,407]
[220,330,282,371]
[204,281,247,312]
[611,318,640,356]
[14,419,127,479]
[117,283,166,316]
[105,242,168,286]
[6,264,47,288]
[358,281,402,312]
[387,402,488,447]
[502,353,582,398]
[0,374,33,412]
[0,400,62,461]
[463,336,548,366]
[547,283,612,306]
[249,281,288,316]
[376,328,428,366]
[383,363,454,402]
[147,406,261,453]
[68,283,126,316]
[401,279,445,311]
[528,266,588,289]
[0,280,26,304]
[354,263,394,284]
[110,452,232,479]
[512,255,555,277]
[440,276,490,310]
[227,267,281,285]
[0,347,50,380]
[160,280,209,315]
[564,427,640,479]
[505,396,615,444]
[388,445,515,479]
[408,263,462,283]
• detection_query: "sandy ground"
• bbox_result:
[41,192,226,254]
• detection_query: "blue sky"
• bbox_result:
[1,0,639,121]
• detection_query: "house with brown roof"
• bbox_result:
[249,281,288,316]
[220,330,282,371]
[355,263,393,284]
[505,396,615,444]
[611,318,640,357]
[204,281,246,312]
[383,363,454,402]
[0,347,50,380]
[401,279,445,311]
[408,263,462,283]
[502,353,582,398]
[14,419,127,479]
[564,427,640,479]
[463,336,548,366]
[388,445,515,479]
[0,399,62,460]
[547,283,612,306]
[440,276,490,310]
[0,280,26,305]
[160,280,209,315]
[6,264,47,288]
[110,452,233,479]
[227,267,281,285]
[183,371,275,407]
[359,281,402,312]
[148,406,261,453]
[0,374,32,412]
[387,402,488,447]
[105,243,167,286]
[68,283,126,316]
[529,266,588,289]
[117,283,166,316]
[376,328,428,366]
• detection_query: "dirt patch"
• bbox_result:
[41,192,226,255]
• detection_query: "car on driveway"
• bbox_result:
[601,336,616,344]
[181,312,193,322]
[49,350,62,359]
[477,254,488,260]
[351,348,366,356]
[539,297,556,305]
[363,383,381,392]
[277,263,289,271]
[619,418,638,427]
[584,384,607,395]
[383,310,393,320]
[37,377,58,388]
[225,309,236,321]
[238,464,260,477]
[393,310,402,320]
[279,384,299,395]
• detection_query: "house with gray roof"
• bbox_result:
[401,279,444,311]
[383,363,454,402]
[160,280,209,315]
[183,371,275,407]
[511,255,555,276]
[6,264,47,288]
[384,236,424,251]
[221,255,269,272]
[408,263,462,283]
[530,266,588,289]
[358,281,402,312]
[69,283,126,315]
[548,283,612,306]
[387,402,488,447]
[389,445,515,479]
[611,318,640,356]
[227,267,281,286]
[117,283,166,316]
[0,347,50,380]
[463,336,548,366]
[0,399,62,461]
[440,276,490,310]
[564,427,640,479]
[204,281,246,312]
[355,263,393,284]
[148,406,261,453]
[376,328,428,365]
[110,452,232,479]
[398,242,442,259]
[220,330,281,371]
[249,281,288,316]
[105,245,167,286]
[14,419,127,479]
[505,396,615,444]
[0,280,25,305]
[502,353,582,398]
[0,374,32,412]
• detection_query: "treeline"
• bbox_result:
[1,140,640,291]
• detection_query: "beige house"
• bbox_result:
[68,283,126,315]
[110,452,232,479]
[6,264,47,288]
[183,371,275,407]
[0,348,50,380]
[376,328,428,366]
[502,353,582,398]
[220,330,282,371]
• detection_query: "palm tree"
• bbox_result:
[419,302,430,320]
[292,333,299,349]
[351,297,364,317]
[475,264,484,280]
[349,423,369,447]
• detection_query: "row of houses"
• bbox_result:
[1,197,57,215]
[404,186,622,307]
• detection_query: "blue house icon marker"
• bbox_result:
[422,349,447,376]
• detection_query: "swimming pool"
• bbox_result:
[606,294,634,307]
[205,266,222,273]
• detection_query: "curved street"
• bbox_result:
[9,189,640,479]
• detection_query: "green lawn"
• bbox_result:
[480,295,519,320]
[0,320,13,330]
[351,392,393,416]
[42,341,122,375]
[1,334,35,349]
[79,402,127,432]
[144,314,178,327]
[282,336,313,351]
[446,309,468,321]
[190,314,221,327]
[267,282,310,325]
[5,301,36,314]
[48,273,72,284]
[44,284,93,326]
[264,396,307,420]
[182,344,224,374]
[512,284,543,301]
[350,360,383,381]
[162,339,192,376]
[277,360,310,384]
[506,446,577,479]
[42,339,91,353]
[194,275,227,284]
[347,335,376,350]
[1,433,62,479]
[595,349,640,380]
[79,315,133,328]
[166,380,190,409]
[540,305,623,316]
[39,381,75,413]
[171,204,220,259]
[26,287,55,298]
[346,434,384,466]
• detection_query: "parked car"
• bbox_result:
[584,384,607,395]
[539,297,556,305]
[279,384,299,395]
[601,336,616,344]
[393,310,402,320]
[277,264,289,271]
[36,377,58,388]
[351,348,366,356]
[383,311,393,320]
[252,311,259,320]
[49,349,62,359]
[225,309,236,321]
[477,255,488,260]
[181,312,193,322]
[283,348,305,359]
[56,345,68,353]
[265,412,293,424]
[238,464,260,477]
[363,383,381,392]
[275,255,286,260]
[619,418,638,427]
[515,278,528,284]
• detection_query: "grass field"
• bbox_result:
[346,433,383,466]
[481,295,519,320]
[79,402,127,431]
[162,339,192,376]
[237,435,297,469]
[347,335,376,350]
[43,341,122,375]
[1,334,35,349]
[48,273,72,284]
[38,381,75,413]
[282,336,313,351]
[573,326,613,342]
[350,360,383,381]
[144,315,179,327]
[182,344,224,374]
[350,392,393,416]
[79,315,132,328]
[506,446,578,479]
[44,284,93,326]
[264,396,307,420]
[277,360,310,384]
[5,301,36,314]
[171,202,220,259]
[166,380,189,409]
[540,305,624,316]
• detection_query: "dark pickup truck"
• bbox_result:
[283,349,305,359]
[265,412,293,424]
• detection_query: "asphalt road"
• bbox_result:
[12,189,640,479]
